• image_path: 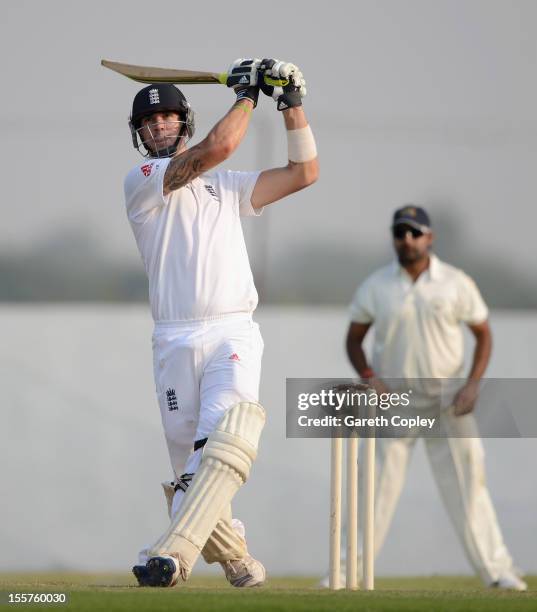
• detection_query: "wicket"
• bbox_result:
[329,428,375,590]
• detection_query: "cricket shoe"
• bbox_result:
[132,554,187,587]
[220,554,266,587]
[490,572,528,591]
[132,564,151,586]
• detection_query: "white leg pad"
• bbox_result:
[201,515,247,563]
[148,402,265,576]
[162,482,245,563]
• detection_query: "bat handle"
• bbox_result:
[258,60,289,88]
[261,74,289,88]
[216,70,289,87]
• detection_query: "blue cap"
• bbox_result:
[392,205,431,232]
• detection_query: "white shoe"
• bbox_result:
[491,572,528,591]
[219,519,265,587]
[512,565,526,579]
[220,554,266,587]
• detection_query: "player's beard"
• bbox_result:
[140,121,184,157]
[152,132,178,150]
[396,245,427,265]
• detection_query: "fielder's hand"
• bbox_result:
[259,58,306,111]
[453,380,480,416]
[226,58,261,107]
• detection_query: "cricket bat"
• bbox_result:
[101,59,227,85]
[101,59,287,87]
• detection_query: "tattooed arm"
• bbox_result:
[163,100,255,196]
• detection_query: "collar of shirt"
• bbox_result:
[390,253,441,285]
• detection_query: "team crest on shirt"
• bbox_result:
[229,353,240,361]
[141,163,154,177]
[204,184,220,202]
[166,388,179,411]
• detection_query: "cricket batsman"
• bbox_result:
[121,59,318,587]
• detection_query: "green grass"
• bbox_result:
[1,573,536,612]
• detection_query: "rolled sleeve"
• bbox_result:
[457,273,488,324]
[349,281,375,324]
[231,170,262,217]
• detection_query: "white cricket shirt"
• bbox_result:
[349,255,488,378]
[124,158,261,322]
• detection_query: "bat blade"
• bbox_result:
[101,59,226,85]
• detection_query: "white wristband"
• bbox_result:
[287,125,317,163]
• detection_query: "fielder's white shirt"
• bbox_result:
[124,158,261,322]
[349,254,488,378]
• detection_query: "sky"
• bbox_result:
[2,0,536,305]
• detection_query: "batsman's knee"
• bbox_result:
[203,402,265,482]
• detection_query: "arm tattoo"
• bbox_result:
[163,150,205,194]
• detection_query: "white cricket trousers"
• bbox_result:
[152,313,264,485]
[351,411,516,584]
[138,314,263,564]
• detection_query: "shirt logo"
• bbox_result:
[166,388,179,411]
[204,184,220,202]
[148,88,160,104]
[141,163,154,177]
[229,353,240,361]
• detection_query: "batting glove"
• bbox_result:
[226,58,261,107]
[259,59,307,111]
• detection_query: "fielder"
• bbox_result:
[321,205,526,590]
[121,58,318,587]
